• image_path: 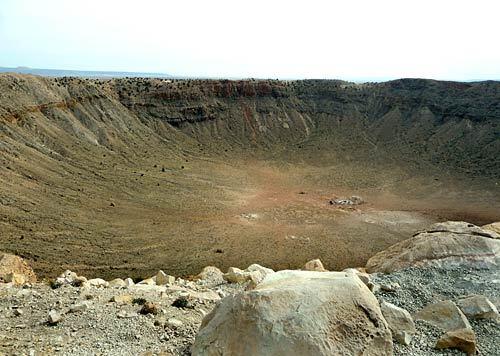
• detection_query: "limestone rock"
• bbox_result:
[138,278,155,286]
[192,270,393,356]
[380,282,400,292]
[69,301,90,313]
[108,278,126,288]
[0,253,36,284]
[48,310,62,325]
[196,266,224,284]
[380,301,416,345]
[366,221,500,273]
[86,278,109,288]
[124,278,135,287]
[111,295,133,305]
[156,270,175,285]
[414,300,471,331]
[429,221,499,238]
[303,258,327,272]
[223,264,274,286]
[482,221,500,235]
[457,294,499,320]
[166,318,183,328]
[344,268,371,286]
[435,328,477,355]
[4,273,27,285]
[55,270,87,287]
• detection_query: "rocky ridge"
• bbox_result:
[1,221,499,355]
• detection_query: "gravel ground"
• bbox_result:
[1,265,498,355]
[373,265,500,355]
[0,277,243,356]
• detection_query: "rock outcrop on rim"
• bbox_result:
[366,221,500,273]
[0,252,37,284]
[192,270,393,356]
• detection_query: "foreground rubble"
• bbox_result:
[1,221,499,355]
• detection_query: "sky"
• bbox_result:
[1,0,499,81]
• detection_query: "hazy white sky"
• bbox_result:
[1,0,499,80]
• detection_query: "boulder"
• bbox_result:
[55,270,87,287]
[343,268,371,286]
[414,300,470,331]
[124,278,135,287]
[457,295,499,320]
[109,278,126,288]
[196,266,224,284]
[223,264,274,286]
[86,278,109,288]
[435,328,477,355]
[482,222,500,235]
[111,295,133,305]
[380,301,416,345]
[366,221,500,273]
[303,259,327,272]
[156,270,175,285]
[48,310,62,325]
[0,253,36,284]
[166,318,183,328]
[138,277,155,286]
[192,270,393,356]
[139,302,159,315]
[4,273,27,285]
[69,301,90,313]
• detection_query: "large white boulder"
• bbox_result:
[366,221,500,273]
[192,270,393,356]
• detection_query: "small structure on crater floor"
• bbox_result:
[329,195,364,206]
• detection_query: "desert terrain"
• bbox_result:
[1,74,499,280]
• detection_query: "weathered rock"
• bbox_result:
[192,270,393,356]
[124,278,135,287]
[196,266,224,284]
[117,310,137,319]
[86,278,109,288]
[482,221,500,236]
[69,301,90,313]
[303,258,327,272]
[223,267,260,284]
[110,294,133,305]
[380,301,416,345]
[155,270,175,285]
[138,278,155,286]
[4,273,27,285]
[344,268,371,286]
[457,294,499,320]
[166,318,183,328]
[55,270,87,287]
[366,221,500,273]
[0,253,36,284]
[108,278,126,288]
[414,300,471,331]
[435,328,477,355]
[380,282,400,292]
[223,264,275,284]
[48,310,62,325]
[139,302,159,315]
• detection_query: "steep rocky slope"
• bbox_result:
[1,74,499,279]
